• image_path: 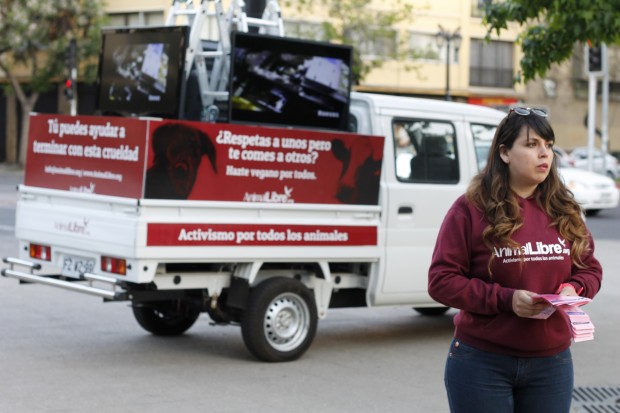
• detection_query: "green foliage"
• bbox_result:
[0,0,107,94]
[285,0,413,83]
[483,0,620,82]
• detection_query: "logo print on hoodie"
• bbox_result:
[494,237,570,264]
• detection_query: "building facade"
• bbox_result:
[1,0,618,162]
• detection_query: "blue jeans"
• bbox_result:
[444,339,573,413]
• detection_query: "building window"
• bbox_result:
[408,32,442,62]
[283,21,325,41]
[284,21,396,58]
[108,11,164,27]
[471,0,492,18]
[345,27,397,58]
[470,39,514,88]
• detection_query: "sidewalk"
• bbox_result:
[0,163,24,207]
[0,162,24,175]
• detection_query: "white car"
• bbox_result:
[570,146,620,180]
[558,167,620,216]
[553,146,576,167]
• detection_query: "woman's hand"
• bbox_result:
[512,290,552,318]
[557,284,578,296]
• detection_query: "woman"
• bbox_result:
[428,107,603,413]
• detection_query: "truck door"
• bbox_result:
[379,117,468,300]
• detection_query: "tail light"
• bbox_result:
[29,243,51,261]
[101,256,127,276]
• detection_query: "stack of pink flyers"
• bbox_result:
[529,294,595,342]
[562,305,595,342]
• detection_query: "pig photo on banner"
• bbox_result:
[144,122,217,199]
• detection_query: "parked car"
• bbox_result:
[553,146,576,168]
[553,148,619,215]
[569,146,620,180]
[558,167,620,216]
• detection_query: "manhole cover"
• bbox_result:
[572,387,620,412]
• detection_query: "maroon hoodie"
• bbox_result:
[428,194,602,357]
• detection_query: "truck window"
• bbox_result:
[348,113,358,133]
[471,123,497,171]
[393,120,459,184]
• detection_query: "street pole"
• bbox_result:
[445,41,451,101]
[68,39,77,116]
[585,43,605,173]
[587,73,597,173]
[601,44,609,174]
[436,26,461,102]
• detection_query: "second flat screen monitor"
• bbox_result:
[229,32,353,132]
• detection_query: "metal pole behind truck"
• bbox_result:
[585,43,605,173]
[67,38,77,116]
[601,44,609,175]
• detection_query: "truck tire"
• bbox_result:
[132,300,200,336]
[241,277,318,362]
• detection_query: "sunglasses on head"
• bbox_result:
[509,107,547,118]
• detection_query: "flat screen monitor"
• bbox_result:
[95,25,189,119]
[229,31,353,131]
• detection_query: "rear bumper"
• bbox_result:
[2,257,128,301]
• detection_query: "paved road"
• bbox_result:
[0,168,618,412]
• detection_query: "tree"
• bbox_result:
[0,0,106,165]
[483,0,620,83]
[285,0,414,83]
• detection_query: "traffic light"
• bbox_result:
[64,39,77,101]
[587,45,603,73]
[64,78,74,100]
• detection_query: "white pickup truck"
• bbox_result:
[2,92,506,361]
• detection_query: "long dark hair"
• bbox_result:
[466,111,590,271]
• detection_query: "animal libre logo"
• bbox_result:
[493,237,570,264]
[243,186,294,203]
[69,182,96,193]
[54,218,90,235]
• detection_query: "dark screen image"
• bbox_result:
[229,32,353,131]
[96,26,188,118]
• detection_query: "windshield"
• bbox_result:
[471,123,496,171]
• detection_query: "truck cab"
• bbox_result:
[349,92,504,306]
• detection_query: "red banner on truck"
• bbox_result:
[25,114,149,197]
[147,223,377,247]
[25,114,384,205]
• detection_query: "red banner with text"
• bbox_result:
[147,223,377,246]
[24,114,148,197]
[144,119,384,205]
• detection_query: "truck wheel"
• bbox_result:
[132,300,200,336]
[414,306,450,316]
[241,277,318,362]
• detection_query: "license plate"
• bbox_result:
[61,255,96,278]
